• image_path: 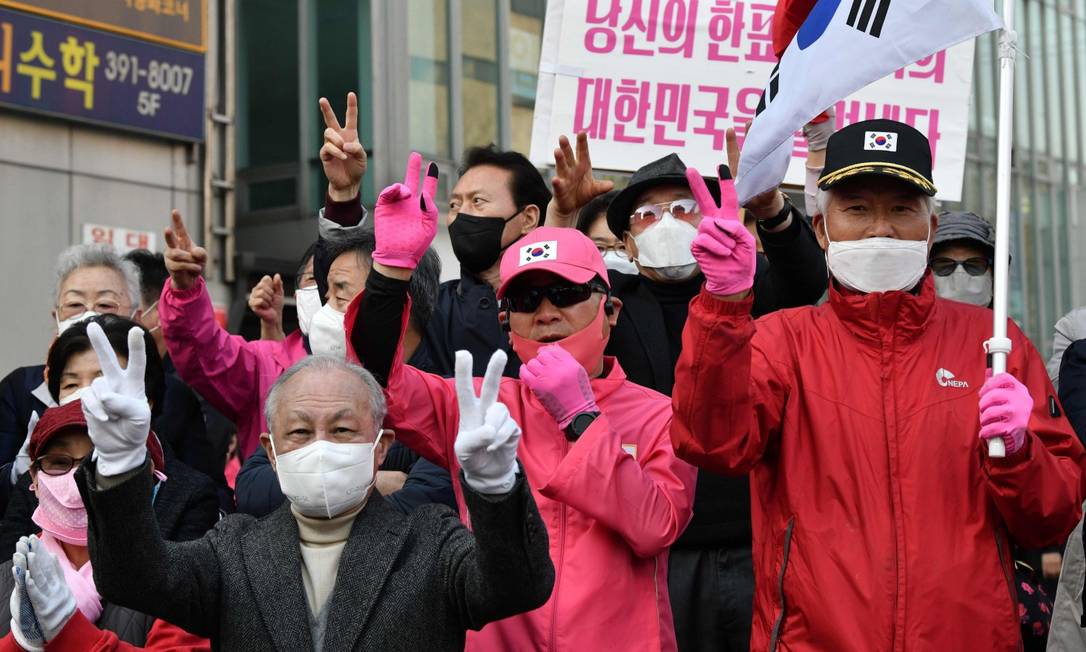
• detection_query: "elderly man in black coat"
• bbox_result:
[74,321,553,652]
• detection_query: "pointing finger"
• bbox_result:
[87,322,124,383]
[125,326,147,387]
[717,167,740,223]
[454,350,478,414]
[318,96,342,131]
[685,167,719,214]
[170,210,190,250]
[422,162,439,207]
[272,273,283,295]
[479,349,507,411]
[403,152,423,195]
[345,91,358,131]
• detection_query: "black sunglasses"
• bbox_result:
[32,454,88,476]
[930,257,992,277]
[502,280,609,313]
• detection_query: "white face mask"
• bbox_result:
[824,220,930,294]
[632,212,700,281]
[271,432,382,518]
[602,250,639,275]
[934,268,993,306]
[58,386,90,406]
[295,286,322,336]
[308,302,346,358]
[55,310,101,336]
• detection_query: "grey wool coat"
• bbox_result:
[76,459,554,652]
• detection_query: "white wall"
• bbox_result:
[0,109,224,371]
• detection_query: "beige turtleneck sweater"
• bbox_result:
[292,502,365,619]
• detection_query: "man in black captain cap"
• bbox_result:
[600,153,826,652]
[670,118,1086,651]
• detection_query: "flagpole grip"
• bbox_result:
[983,337,1013,458]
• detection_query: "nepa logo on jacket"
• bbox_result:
[936,368,969,388]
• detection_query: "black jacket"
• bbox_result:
[0,365,48,467]
[79,459,554,652]
[607,208,827,547]
[0,446,220,557]
[417,274,521,378]
[1059,338,1086,447]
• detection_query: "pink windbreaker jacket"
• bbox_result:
[159,277,307,457]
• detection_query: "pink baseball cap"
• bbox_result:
[497,227,610,299]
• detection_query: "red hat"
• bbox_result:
[29,401,165,475]
[28,401,87,461]
[497,227,610,299]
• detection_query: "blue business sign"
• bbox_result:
[0,7,204,141]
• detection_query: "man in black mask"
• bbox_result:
[430,146,551,377]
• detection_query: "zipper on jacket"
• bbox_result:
[549,504,567,652]
[768,517,796,652]
[991,523,1023,651]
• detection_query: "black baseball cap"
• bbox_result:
[606,154,724,239]
[818,119,937,196]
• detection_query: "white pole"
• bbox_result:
[986,0,1017,458]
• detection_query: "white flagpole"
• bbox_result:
[985,0,1017,458]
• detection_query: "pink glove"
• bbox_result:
[978,371,1033,455]
[519,345,599,429]
[687,165,757,296]
[372,152,439,269]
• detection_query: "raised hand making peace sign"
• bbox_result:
[371,151,439,272]
[453,350,522,495]
[319,92,367,201]
[80,322,152,477]
[163,210,208,292]
[687,164,756,298]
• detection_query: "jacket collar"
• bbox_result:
[829,272,938,345]
[589,356,632,403]
[242,502,315,652]
[321,493,407,651]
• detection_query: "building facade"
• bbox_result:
[3,0,1084,371]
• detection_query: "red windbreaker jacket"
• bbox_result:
[671,276,1086,652]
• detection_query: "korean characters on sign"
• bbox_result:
[533,0,973,200]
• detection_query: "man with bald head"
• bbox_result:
[75,327,554,652]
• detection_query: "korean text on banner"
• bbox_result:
[529,0,991,202]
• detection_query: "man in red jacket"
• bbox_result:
[671,119,1086,652]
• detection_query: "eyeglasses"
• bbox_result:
[596,243,628,257]
[630,199,700,228]
[502,280,609,313]
[33,454,88,476]
[56,300,125,321]
[930,257,991,277]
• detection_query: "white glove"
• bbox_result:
[454,350,521,495]
[11,412,37,485]
[9,540,44,652]
[79,323,151,477]
[23,535,77,641]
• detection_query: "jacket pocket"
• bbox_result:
[769,517,796,652]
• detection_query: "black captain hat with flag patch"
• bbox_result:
[818,119,937,196]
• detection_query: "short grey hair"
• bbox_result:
[814,187,937,218]
[263,356,387,437]
[54,243,142,310]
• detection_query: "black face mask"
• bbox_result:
[449,210,522,274]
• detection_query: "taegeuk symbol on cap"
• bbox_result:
[865,131,898,152]
[520,240,559,267]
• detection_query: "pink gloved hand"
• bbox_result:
[518,345,599,429]
[978,371,1033,455]
[687,165,757,297]
[372,152,439,269]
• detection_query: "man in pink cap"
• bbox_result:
[344,154,696,652]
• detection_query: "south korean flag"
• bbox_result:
[520,241,558,266]
[865,131,898,152]
[734,0,1001,204]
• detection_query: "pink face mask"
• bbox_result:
[32,469,88,546]
[510,300,610,372]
